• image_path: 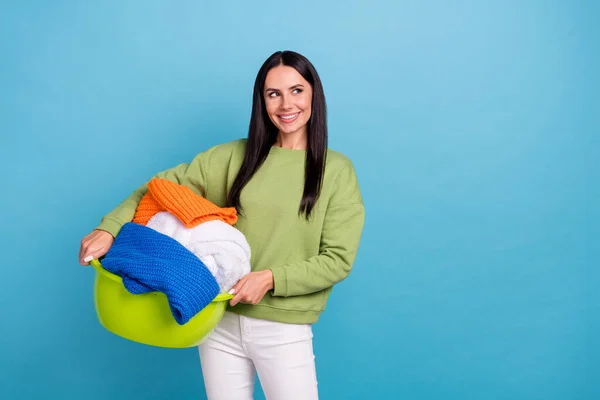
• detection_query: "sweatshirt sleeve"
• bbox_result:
[95,150,211,237]
[270,163,366,297]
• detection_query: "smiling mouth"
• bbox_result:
[278,112,300,123]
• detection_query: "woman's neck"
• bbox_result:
[274,131,308,150]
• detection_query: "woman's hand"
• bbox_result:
[79,229,114,265]
[229,270,274,306]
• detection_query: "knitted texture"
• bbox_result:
[101,222,220,325]
[132,178,237,227]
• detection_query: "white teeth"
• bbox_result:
[280,113,299,120]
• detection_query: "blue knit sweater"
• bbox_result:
[101,222,220,325]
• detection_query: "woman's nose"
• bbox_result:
[280,94,293,110]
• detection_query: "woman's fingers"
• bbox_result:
[81,247,105,265]
[228,277,245,295]
[79,240,94,265]
[228,271,272,306]
[229,280,248,306]
[79,230,114,265]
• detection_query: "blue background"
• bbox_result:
[1,1,597,399]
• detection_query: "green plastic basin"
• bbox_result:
[90,259,232,348]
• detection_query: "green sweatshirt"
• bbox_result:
[96,139,365,324]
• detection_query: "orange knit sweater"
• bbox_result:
[133,178,237,227]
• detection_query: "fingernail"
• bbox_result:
[84,256,93,262]
[228,288,236,295]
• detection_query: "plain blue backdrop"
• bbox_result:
[1,1,597,399]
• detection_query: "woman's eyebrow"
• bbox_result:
[265,84,304,92]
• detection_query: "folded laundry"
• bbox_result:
[146,211,251,293]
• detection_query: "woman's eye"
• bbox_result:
[293,89,302,94]
[269,92,279,97]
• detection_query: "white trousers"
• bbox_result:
[198,311,319,400]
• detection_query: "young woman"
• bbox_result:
[79,50,365,400]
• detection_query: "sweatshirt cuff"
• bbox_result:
[270,266,288,297]
[95,218,123,238]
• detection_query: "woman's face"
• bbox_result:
[264,65,313,137]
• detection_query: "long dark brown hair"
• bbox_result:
[227,50,328,220]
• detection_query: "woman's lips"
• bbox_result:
[278,112,300,124]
